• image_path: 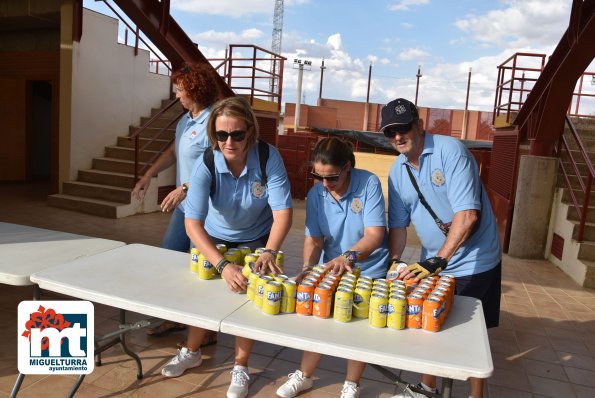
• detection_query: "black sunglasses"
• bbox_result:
[215,130,247,142]
[310,164,347,182]
[383,121,414,138]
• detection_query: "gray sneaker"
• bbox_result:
[276,370,313,397]
[227,365,250,398]
[392,383,438,397]
[161,347,202,377]
[340,380,360,398]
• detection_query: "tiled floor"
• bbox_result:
[1,181,594,398]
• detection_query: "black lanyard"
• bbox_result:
[405,165,450,236]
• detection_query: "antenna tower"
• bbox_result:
[270,0,284,97]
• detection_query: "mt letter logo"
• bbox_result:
[18,301,94,374]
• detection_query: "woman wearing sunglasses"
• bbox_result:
[276,137,389,398]
[160,96,293,398]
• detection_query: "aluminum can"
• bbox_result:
[296,281,315,315]
[422,296,443,332]
[353,285,371,318]
[274,274,289,284]
[429,291,448,324]
[322,274,339,287]
[387,294,407,330]
[224,251,239,265]
[369,293,388,328]
[190,248,200,273]
[242,261,254,279]
[358,275,373,284]
[198,254,216,280]
[254,275,273,308]
[238,246,252,258]
[262,281,282,315]
[275,250,285,270]
[373,278,388,286]
[390,280,406,291]
[281,279,297,313]
[356,280,372,290]
[312,265,326,274]
[404,278,418,293]
[341,272,357,282]
[313,284,333,318]
[247,271,260,301]
[244,253,260,266]
[302,276,319,286]
[352,266,361,278]
[255,247,266,255]
[216,243,228,254]
[406,294,424,328]
[412,287,430,300]
[333,287,353,322]
[373,286,390,295]
[309,270,324,283]
[337,281,355,291]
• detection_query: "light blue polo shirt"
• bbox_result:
[185,142,292,242]
[388,132,501,277]
[175,107,211,211]
[306,168,389,279]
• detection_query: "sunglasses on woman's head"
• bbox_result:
[383,121,414,138]
[215,130,247,142]
[310,163,347,182]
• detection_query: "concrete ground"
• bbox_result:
[1,181,594,398]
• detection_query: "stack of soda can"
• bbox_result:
[403,274,455,332]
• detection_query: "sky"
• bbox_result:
[85,0,593,113]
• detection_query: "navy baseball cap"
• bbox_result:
[379,98,419,132]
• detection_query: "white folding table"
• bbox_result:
[221,296,493,397]
[0,222,125,287]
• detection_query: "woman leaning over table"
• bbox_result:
[132,63,218,338]
[160,96,293,398]
[276,137,389,398]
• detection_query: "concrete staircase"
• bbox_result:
[48,100,184,218]
[550,117,595,288]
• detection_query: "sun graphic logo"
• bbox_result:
[18,301,94,374]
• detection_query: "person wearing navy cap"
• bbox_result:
[381,98,501,398]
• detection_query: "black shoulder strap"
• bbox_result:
[257,139,269,185]
[203,147,216,193]
[203,140,270,195]
[405,165,450,236]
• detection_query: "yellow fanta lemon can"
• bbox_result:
[254,275,273,308]
[262,281,282,315]
[369,293,388,328]
[334,287,353,323]
[189,248,200,273]
[275,250,285,271]
[281,280,297,313]
[247,271,261,301]
[242,261,254,279]
[198,254,216,280]
[244,252,259,266]
[216,243,228,254]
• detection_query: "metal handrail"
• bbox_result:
[556,115,594,242]
[128,98,185,182]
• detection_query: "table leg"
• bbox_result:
[66,374,85,398]
[9,373,25,398]
[441,378,453,398]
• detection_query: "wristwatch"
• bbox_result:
[341,250,359,265]
[181,183,189,194]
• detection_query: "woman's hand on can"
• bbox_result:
[222,264,247,293]
[324,255,353,276]
[253,252,281,275]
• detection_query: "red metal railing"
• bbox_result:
[569,72,595,118]
[128,98,185,183]
[211,44,286,112]
[492,52,546,125]
[555,115,594,242]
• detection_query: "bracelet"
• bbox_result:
[389,258,402,266]
[341,250,358,265]
[301,264,314,273]
[215,258,230,274]
[262,249,278,257]
[181,183,189,194]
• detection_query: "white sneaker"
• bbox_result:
[227,364,250,398]
[161,347,202,377]
[276,370,313,397]
[392,383,438,397]
[340,380,360,398]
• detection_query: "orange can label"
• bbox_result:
[422,297,442,332]
[406,294,423,328]
[313,285,333,318]
[296,282,315,315]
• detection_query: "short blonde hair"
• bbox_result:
[207,97,259,151]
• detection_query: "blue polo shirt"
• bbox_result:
[175,107,211,212]
[185,142,292,242]
[388,133,501,277]
[306,168,389,279]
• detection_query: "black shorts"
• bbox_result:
[454,262,501,328]
[209,233,270,252]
